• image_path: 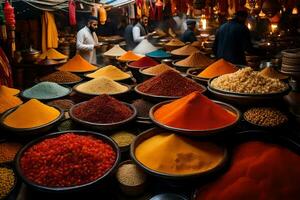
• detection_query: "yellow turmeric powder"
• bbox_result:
[58,54,97,72]
[86,65,130,80]
[117,51,142,62]
[39,48,68,60]
[3,99,60,129]
[198,59,238,78]
[0,86,20,96]
[135,133,225,175]
[0,92,23,114]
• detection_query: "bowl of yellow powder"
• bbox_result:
[0,99,64,136]
[130,128,228,182]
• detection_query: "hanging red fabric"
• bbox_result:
[155,0,163,20]
[219,0,229,15]
[3,0,15,27]
[0,47,13,87]
[149,0,156,20]
[69,0,76,26]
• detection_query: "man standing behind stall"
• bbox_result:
[213,11,252,65]
[132,15,154,46]
[181,19,197,43]
[76,16,101,64]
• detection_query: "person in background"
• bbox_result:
[181,19,197,43]
[124,18,136,50]
[76,16,101,64]
[213,11,253,65]
[132,15,154,46]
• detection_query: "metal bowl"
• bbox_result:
[172,60,206,73]
[186,68,208,86]
[208,78,291,105]
[15,130,120,193]
[149,100,240,137]
[0,106,64,136]
[130,128,229,181]
[134,84,207,103]
[69,102,137,131]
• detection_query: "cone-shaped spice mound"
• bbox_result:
[154,91,237,130]
[103,45,127,57]
[86,65,130,80]
[40,71,81,84]
[58,54,97,72]
[175,52,214,68]
[258,66,288,80]
[39,48,68,60]
[198,59,238,78]
[142,63,179,76]
[72,94,133,123]
[117,51,142,62]
[135,133,225,175]
[138,70,204,96]
[0,85,20,96]
[165,39,185,46]
[171,45,199,56]
[129,57,159,68]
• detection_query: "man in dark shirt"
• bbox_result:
[213,11,252,65]
[181,19,197,43]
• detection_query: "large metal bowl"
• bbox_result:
[149,100,240,137]
[15,130,120,193]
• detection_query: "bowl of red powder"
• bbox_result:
[15,131,120,192]
[69,94,137,131]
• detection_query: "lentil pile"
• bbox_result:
[171,45,199,56]
[111,131,136,147]
[244,107,288,127]
[211,67,289,94]
[135,133,225,175]
[0,167,15,199]
[132,99,154,118]
[40,71,81,84]
[72,94,133,123]
[258,66,288,80]
[129,57,159,68]
[86,65,130,80]
[47,99,74,111]
[0,142,22,163]
[76,77,128,95]
[116,163,146,186]
[22,82,70,99]
[137,70,204,97]
[146,49,171,58]
[175,52,214,68]
[20,133,116,187]
[142,63,178,76]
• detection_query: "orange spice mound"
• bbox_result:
[198,59,238,78]
[175,52,214,68]
[165,39,185,46]
[117,51,142,62]
[39,48,68,60]
[57,54,97,72]
[154,91,236,130]
[171,45,199,56]
[196,141,300,200]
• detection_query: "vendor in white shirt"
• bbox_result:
[132,15,154,47]
[76,16,101,64]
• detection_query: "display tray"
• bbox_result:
[130,127,229,181]
[149,100,240,137]
[14,130,121,193]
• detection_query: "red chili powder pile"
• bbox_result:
[196,141,300,200]
[154,91,236,130]
[72,94,133,123]
[129,57,159,68]
[20,133,116,187]
[138,70,204,96]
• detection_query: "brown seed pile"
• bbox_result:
[116,163,146,186]
[244,107,288,127]
[0,167,15,199]
[171,45,199,56]
[47,99,75,111]
[175,52,214,68]
[40,71,81,84]
[0,142,22,163]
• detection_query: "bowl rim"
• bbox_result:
[0,105,64,132]
[130,127,229,179]
[72,81,132,96]
[186,68,208,82]
[149,100,240,136]
[69,102,137,127]
[208,77,291,97]
[14,130,121,192]
[145,51,171,59]
[134,83,207,100]
[20,85,73,101]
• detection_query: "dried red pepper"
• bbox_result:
[20,133,116,187]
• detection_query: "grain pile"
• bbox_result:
[142,63,179,76]
[171,45,199,56]
[175,52,213,68]
[211,67,288,94]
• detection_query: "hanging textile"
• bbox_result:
[219,0,229,15]
[136,0,143,18]
[163,0,172,18]
[143,0,150,17]
[0,47,13,87]
[3,0,15,27]
[69,0,76,26]
[41,11,58,53]
[155,0,163,20]
[98,5,107,25]
[149,0,156,20]
[129,3,136,19]
[0,4,7,41]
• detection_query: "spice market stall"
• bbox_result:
[1,0,300,199]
